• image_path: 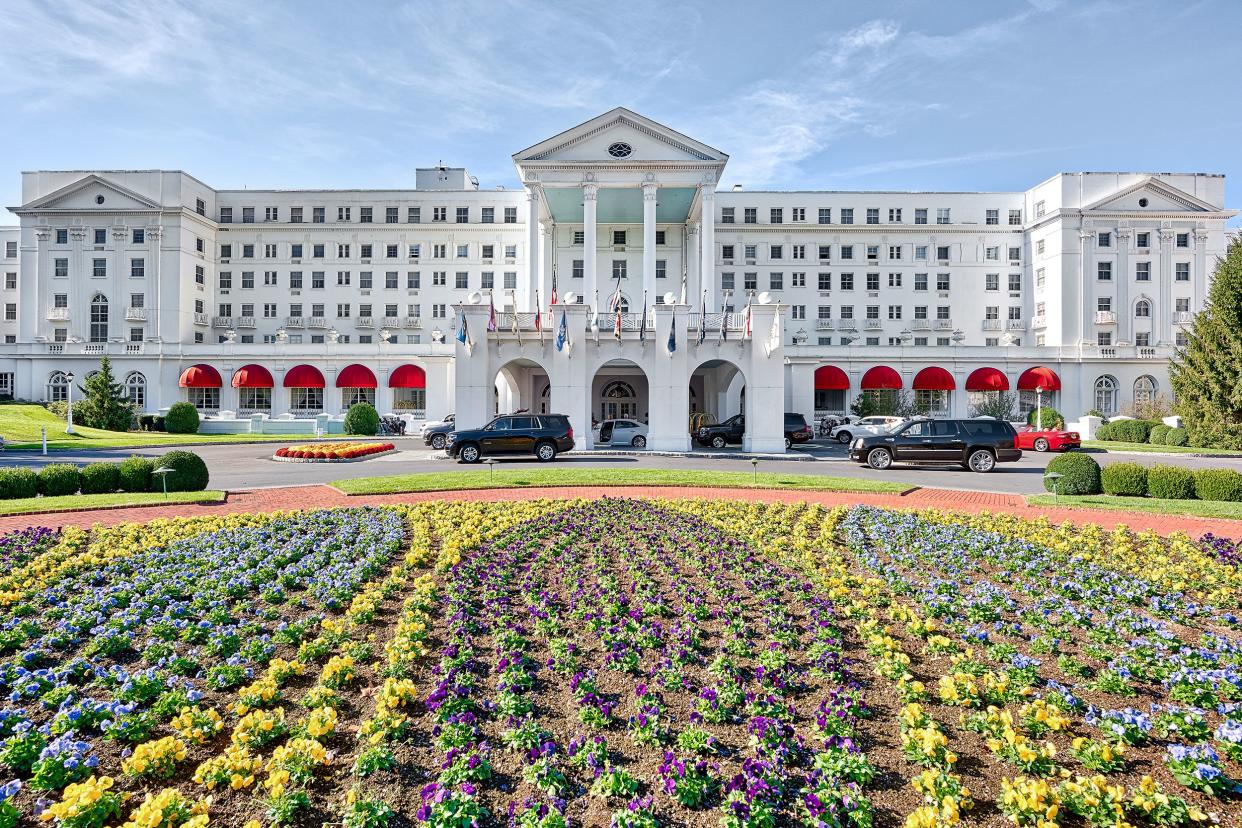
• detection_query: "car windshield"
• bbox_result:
[884,420,909,434]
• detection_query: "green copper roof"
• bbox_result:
[543,186,697,224]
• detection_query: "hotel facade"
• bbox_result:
[0,108,1234,450]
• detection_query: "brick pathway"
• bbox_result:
[0,484,1237,539]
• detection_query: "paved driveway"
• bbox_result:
[4,438,1241,495]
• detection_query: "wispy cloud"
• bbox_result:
[823,147,1069,179]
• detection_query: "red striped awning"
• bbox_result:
[912,366,955,391]
[389,364,427,389]
[178,364,221,388]
[965,367,1010,392]
[336,364,377,388]
[231,364,273,389]
[1018,366,1061,392]
[283,365,325,388]
[814,365,849,391]
[861,366,902,390]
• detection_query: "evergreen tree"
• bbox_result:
[1169,237,1242,449]
[73,356,135,432]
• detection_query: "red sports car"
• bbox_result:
[1015,425,1081,452]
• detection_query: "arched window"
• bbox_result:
[47,371,70,402]
[599,380,637,421]
[124,372,146,410]
[1133,375,1157,410]
[89,293,109,343]
[1094,375,1119,415]
[1135,299,1151,318]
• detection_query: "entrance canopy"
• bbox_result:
[1018,366,1061,392]
[814,365,849,390]
[178,364,221,388]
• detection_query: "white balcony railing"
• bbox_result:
[403,317,422,329]
[1138,347,1158,359]
[212,316,233,328]
[982,319,1002,331]
[910,319,930,330]
[864,318,882,329]
[47,307,70,321]
[1031,315,1047,329]
[1099,346,1117,358]
[1007,318,1026,331]
[815,319,834,330]
[124,307,147,321]
[1173,311,1194,324]
[1095,311,1117,324]
[934,319,954,330]
[193,312,208,325]
[836,319,857,330]
[356,316,374,328]
[285,316,304,328]
[307,317,329,329]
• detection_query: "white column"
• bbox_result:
[642,183,658,311]
[1157,229,1174,346]
[525,186,542,312]
[583,184,598,325]
[699,187,716,312]
[686,224,699,306]
[1115,228,1131,344]
[1078,229,1092,347]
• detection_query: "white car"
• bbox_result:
[419,413,454,437]
[830,415,905,444]
[593,418,649,448]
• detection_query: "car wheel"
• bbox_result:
[967,449,996,473]
[1033,437,1050,452]
[535,441,557,462]
[866,447,893,470]
[430,433,447,450]
[785,436,792,450]
[631,435,646,448]
[711,435,726,449]
[458,443,481,464]
[837,431,852,444]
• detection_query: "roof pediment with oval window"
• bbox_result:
[1083,176,1220,214]
[18,174,162,213]
[513,107,728,165]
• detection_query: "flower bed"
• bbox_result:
[273,441,396,462]
[0,502,1235,827]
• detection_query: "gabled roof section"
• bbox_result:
[1083,176,1221,213]
[512,107,728,164]
[18,174,163,212]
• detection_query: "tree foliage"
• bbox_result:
[72,357,134,432]
[1169,238,1242,449]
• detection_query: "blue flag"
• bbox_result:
[555,309,569,352]
[456,310,473,354]
[697,291,707,346]
[667,315,677,353]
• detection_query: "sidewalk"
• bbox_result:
[0,484,1236,538]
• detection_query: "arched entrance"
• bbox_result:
[689,358,746,444]
[494,358,550,417]
[593,359,649,425]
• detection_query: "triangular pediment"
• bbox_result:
[1084,177,1218,213]
[513,107,728,164]
[22,174,162,211]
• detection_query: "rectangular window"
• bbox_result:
[936,273,951,291]
[1008,306,1022,320]
[4,242,15,258]
[936,246,950,261]
[336,303,351,318]
[656,259,667,279]
[840,273,854,290]
[3,273,14,290]
[744,273,758,291]
[721,207,735,224]
[770,208,783,224]
[359,272,372,289]
[866,273,880,291]
[481,271,495,289]
[504,207,518,223]
[914,245,927,260]
[818,208,831,224]
[131,228,145,244]
[1097,332,1112,346]
[1176,262,1190,281]
[219,207,234,224]
[1097,296,1112,312]
[407,272,420,289]
[985,273,1000,291]
[455,272,468,289]
[94,229,107,245]
[612,260,626,279]
[195,266,205,285]
[792,208,806,222]
[769,272,783,290]
[1008,273,1022,292]
[770,245,783,260]
[359,206,373,223]
[866,208,879,225]
[1097,262,1112,281]
[240,271,254,289]
[888,272,901,288]
[290,271,303,289]
[288,207,303,223]
[865,305,879,319]
[612,230,626,245]
[936,306,950,320]
[914,208,927,225]
[92,258,106,278]
[456,207,469,223]
[743,208,757,224]
[241,244,254,259]
[1035,239,1045,255]
[887,305,901,320]
[1009,209,1022,225]
[840,208,853,225]
[1098,231,1111,247]
[840,305,854,319]
[818,272,831,291]
[1008,247,1021,261]
[432,207,446,222]
[986,209,999,225]
[241,207,255,224]
[130,258,144,278]
[503,272,517,290]
[866,246,879,261]
[721,272,734,290]
[914,273,928,291]
[312,272,325,289]
[888,208,902,223]
[1136,262,1151,281]
[338,206,352,222]
[1176,233,1190,248]
[791,272,805,287]
[936,208,951,224]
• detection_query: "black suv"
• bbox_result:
[448,414,575,463]
[695,413,815,450]
[848,417,1021,473]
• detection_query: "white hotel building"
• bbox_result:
[0,108,1234,450]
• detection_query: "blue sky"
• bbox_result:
[1,0,1238,222]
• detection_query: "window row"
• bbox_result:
[49,228,149,245]
[217,270,519,290]
[1094,261,1192,281]
[1095,231,1194,249]
[49,258,145,279]
[219,242,519,261]
[719,272,957,291]
[718,207,1021,225]
[719,243,1019,264]
[218,205,520,225]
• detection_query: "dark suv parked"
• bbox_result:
[695,413,815,450]
[848,417,1021,473]
[448,413,575,463]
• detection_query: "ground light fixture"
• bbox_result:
[152,465,174,499]
[64,372,75,434]
[1044,470,1063,504]
[751,457,759,485]
[487,457,496,482]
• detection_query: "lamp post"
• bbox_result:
[1036,384,1045,431]
[64,372,75,434]
[152,465,174,499]
[1044,470,1063,504]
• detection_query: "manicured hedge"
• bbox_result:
[1027,406,1064,430]
[0,451,208,500]
[1165,427,1189,447]
[343,402,380,436]
[1044,453,1102,495]
[1105,419,1155,443]
[1146,465,1195,500]
[165,402,200,434]
[1148,424,1170,445]
[1193,469,1242,503]
[1101,462,1148,497]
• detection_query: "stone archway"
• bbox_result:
[494,357,550,417]
[689,358,746,444]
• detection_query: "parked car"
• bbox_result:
[830,415,905,445]
[1015,424,1081,452]
[419,413,454,438]
[447,413,575,463]
[848,417,1022,473]
[593,418,649,448]
[422,420,455,450]
[695,413,815,450]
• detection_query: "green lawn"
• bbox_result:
[1027,493,1242,520]
[332,468,911,496]
[1081,439,1239,456]
[0,490,227,516]
[0,405,321,451]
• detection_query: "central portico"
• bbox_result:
[452,108,788,452]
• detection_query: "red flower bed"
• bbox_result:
[275,442,394,461]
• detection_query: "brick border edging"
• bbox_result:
[324,482,922,497]
[0,492,229,519]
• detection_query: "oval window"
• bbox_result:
[607,142,633,158]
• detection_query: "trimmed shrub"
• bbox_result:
[1027,407,1064,430]
[1106,419,1152,444]
[118,457,154,493]
[1193,469,1242,502]
[79,462,120,495]
[1044,452,1102,495]
[164,402,200,435]
[1148,424,1170,445]
[1164,427,1189,447]
[1146,465,1196,500]
[38,464,81,497]
[1094,423,1113,442]
[1100,462,1148,497]
[343,402,380,436]
[0,468,39,500]
[156,450,209,492]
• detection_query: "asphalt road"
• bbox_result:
[4,438,1241,495]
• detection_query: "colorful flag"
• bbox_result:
[456,310,473,355]
[535,290,544,344]
[550,276,558,308]
[556,308,570,352]
[486,293,497,332]
[744,290,754,338]
[720,290,731,342]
